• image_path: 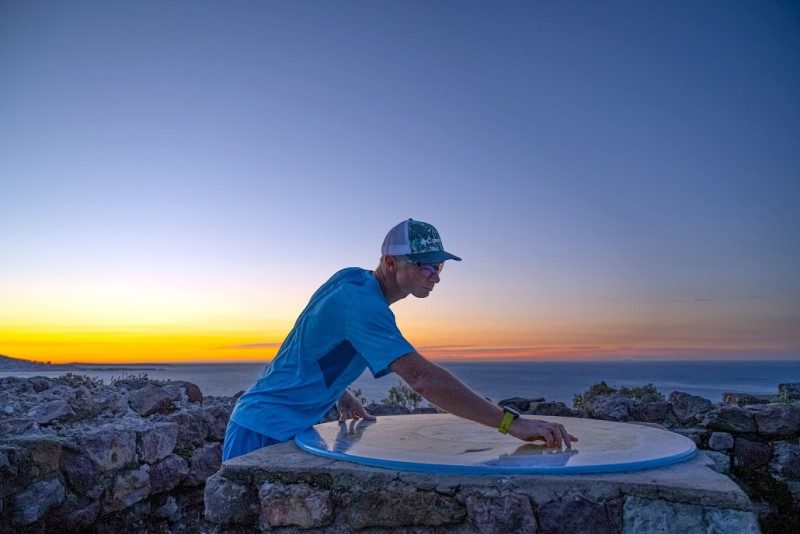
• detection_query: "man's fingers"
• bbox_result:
[557,424,570,449]
[541,427,554,447]
[552,425,563,449]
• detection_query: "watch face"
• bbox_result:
[503,406,521,417]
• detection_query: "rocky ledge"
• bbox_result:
[0,375,233,532]
[513,383,800,533]
[204,441,758,533]
[3,374,799,532]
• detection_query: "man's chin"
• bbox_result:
[412,289,432,298]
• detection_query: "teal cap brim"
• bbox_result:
[404,250,462,263]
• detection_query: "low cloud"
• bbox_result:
[607,294,769,304]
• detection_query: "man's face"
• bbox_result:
[395,258,442,298]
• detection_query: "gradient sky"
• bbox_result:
[1,1,799,363]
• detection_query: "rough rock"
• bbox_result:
[153,495,178,519]
[700,406,757,433]
[57,502,100,531]
[708,431,735,451]
[186,442,222,486]
[770,441,800,480]
[583,393,634,421]
[60,446,102,496]
[622,497,705,534]
[203,473,259,525]
[27,399,75,424]
[169,381,203,403]
[5,436,63,481]
[73,426,137,472]
[28,376,52,392]
[703,506,761,533]
[104,464,150,513]
[753,403,800,437]
[201,404,231,441]
[537,496,622,533]
[112,377,150,391]
[668,391,713,424]
[633,401,677,427]
[0,376,230,532]
[342,480,465,529]
[0,417,36,435]
[528,401,578,417]
[127,384,172,417]
[466,493,537,533]
[622,496,758,533]
[135,422,179,464]
[149,454,189,494]
[499,397,544,412]
[91,387,131,416]
[161,383,187,405]
[12,476,66,526]
[734,437,773,470]
[778,383,800,400]
[258,482,333,529]
[161,409,209,449]
[703,450,731,475]
[722,392,773,406]
[67,386,102,420]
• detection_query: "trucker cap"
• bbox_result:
[381,219,462,263]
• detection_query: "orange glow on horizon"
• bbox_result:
[0,326,285,364]
[2,323,797,364]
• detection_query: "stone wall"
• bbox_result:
[204,441,758,533]
[3,374,797,532]
[521,383,800,532]
[0,375,233,532]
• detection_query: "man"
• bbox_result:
[223,218,576,461]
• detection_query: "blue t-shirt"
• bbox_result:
[230,267,415,441]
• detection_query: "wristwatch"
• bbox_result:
[498,405,520,434]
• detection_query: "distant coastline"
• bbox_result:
[0,354,166,372]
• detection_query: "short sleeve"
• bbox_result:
[346,292,415,378]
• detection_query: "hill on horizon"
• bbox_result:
[0,354,53,371]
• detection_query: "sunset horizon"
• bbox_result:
[2,2,798,368]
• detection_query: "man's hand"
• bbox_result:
[507,417,578,449]
[336,390,376,423]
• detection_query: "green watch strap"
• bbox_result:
[498,411,515,434]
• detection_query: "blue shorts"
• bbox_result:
[222,420,283,461]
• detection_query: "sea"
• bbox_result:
[2,359,799,405]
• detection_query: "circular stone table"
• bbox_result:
[294,414,697,475]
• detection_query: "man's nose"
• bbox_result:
[430,271,441,283]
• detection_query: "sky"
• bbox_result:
[1,1,799,364]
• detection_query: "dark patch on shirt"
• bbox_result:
[317,340,358,389]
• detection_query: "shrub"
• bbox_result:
[618,383,664,403]
[381,382,422,410]
[573,381,664,410]
[59,372,104,389]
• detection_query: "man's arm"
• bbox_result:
[391,352,577,448]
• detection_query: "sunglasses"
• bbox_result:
[398,257,444,278]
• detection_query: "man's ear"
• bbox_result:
[382,255,398,271]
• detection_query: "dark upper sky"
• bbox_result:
[1,1,798,361]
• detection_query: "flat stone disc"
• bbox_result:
[294,414,697,474]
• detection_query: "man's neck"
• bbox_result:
[373,268,407,305]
